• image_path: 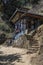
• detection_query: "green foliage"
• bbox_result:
[30,0,40,4]
[0,33,6,44]
[0,0,1,4]
[2,0,40,18]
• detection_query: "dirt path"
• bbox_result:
[0,46,37,65]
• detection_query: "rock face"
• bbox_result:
[4,25,43,55]
[31,25,43,65]
[12,25,43,54]
[13,35,30,49]
[34,24,43,45]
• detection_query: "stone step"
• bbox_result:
[29,48,38,50]
[28,46,39,53]
[32,46,39,48]
[27,49,38,54]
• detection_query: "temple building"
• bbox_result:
[9,0,43,35]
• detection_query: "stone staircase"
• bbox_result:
[27,45,39,54]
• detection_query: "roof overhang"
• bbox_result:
[9,9,43,24]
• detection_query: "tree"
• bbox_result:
[31,0,40,4]
[1,0,40,19]
[0,0,3,12]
